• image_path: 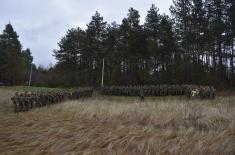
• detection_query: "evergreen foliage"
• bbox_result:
[53,1,235,88]
[0,24,33,85]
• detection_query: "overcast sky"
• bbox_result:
[0,0,173,67]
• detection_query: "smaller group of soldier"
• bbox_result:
[100,84,216,99]
[11,88,93,112]
[184,85,216,99]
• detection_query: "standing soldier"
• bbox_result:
[24,92,30,111]
[198,86,204,99]
[28,92,33,109]
[140,88,144,102]
[191,87,199,99]
[18,93,24,112]
[35,92,41,107]
[210,86,216,99]
[11,92,19,112]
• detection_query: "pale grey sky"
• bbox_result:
[0,0,172,67]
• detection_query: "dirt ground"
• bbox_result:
[0,88,234,155]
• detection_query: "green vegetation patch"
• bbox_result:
[1,86,62,92]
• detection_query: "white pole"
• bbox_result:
[28,64,32,86]
[101,58,104,87]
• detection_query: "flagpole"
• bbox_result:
[28,64,32,86]
[101,58,104,87]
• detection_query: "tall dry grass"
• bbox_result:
[0,89,234,155]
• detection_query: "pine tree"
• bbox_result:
[158,15,176,83]
[85,11,107,86]
[118,8,148,84]
[145,4,161,77]
[190,0,208,84]
[225,0,235,87]
[103,22,121,84]
[170,0,194,83]
[53,27,86,86]
[0,23,25,85]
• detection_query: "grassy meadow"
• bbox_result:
[0,87,234,155]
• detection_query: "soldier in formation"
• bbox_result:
[11,88,93,112]
[101,84,216,99]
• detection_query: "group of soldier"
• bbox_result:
[11,88,93,112]
[185,85,216,99]
[11,85,216,112]
[100,84,216,99]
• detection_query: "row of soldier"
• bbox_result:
[101,85,187,96]
[11,88,93,112]
[100,85,216,99]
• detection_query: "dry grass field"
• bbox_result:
[0,88,235,155]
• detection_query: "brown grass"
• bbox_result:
[0,88,234,155]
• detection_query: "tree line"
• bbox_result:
[0,24,51,86]
[53,0,235,88]
[0,0,235,88]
